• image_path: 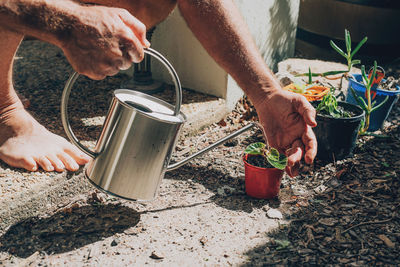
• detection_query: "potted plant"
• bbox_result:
[328,29,400,132]
[283,67,330,102]
[243,142,287,199]
[346,65,400,132]
[312,89,364,161]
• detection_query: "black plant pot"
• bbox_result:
[313,101,365,161]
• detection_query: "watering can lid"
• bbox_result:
[114,89,186,123]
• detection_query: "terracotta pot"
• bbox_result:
[243,154,284,199]
[283,84,330,102]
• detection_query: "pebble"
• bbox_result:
[111,238,120,247]
[266,208,283,219]
[150,251,164,260]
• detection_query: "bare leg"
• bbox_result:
[0,27,91,172]
[0,0,177,172]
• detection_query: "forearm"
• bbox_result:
[177,0,281,104]
[0,0,83,46]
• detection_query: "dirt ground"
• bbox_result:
[0,41,399,266]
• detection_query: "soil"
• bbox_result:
[245,155,274,169]
[380,76,400,91]
[0,40,399,266]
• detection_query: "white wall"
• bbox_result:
[150,0,300,109]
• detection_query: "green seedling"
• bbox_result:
[297,29,367,80]
[316,88,350,118]
[244,142,287,170]
[331,29,367,72]
[349,61,389,135]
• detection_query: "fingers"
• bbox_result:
[302,125,318,164]
[285,139,304,178]
[119,10,150,48]
[286,139,304,168]
[285,126,317,177]
[295,96,317,127]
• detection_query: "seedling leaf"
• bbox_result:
[244,142,265,155]
[351,36,368,58]
[345,29,351,53]
[330,40,346,58]
[367,61,377,89]
[371,95,389,112]
[266,148,288,170]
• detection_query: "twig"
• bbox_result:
[360,194,379,205]
[342,218,392,234]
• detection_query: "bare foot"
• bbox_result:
[0,105,91,172]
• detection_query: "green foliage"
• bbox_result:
[265,148,288,170]
[244,142,287,170]
[330,29,367,72]
[244,142,265,155]
[351,61,389,134]
[316,90,350,118]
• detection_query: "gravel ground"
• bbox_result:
[0,40,399,266]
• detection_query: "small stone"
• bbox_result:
[150,251,164,260]
[111,238,120,247]
[200,236,208,246]
[266,208,283,219]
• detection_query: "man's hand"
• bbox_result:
[60,5,150,80]
[254,89,318,177]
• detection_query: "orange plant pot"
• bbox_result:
[243,154,284,199]
[283,84,330,102]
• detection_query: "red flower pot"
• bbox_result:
[243,154,284,199]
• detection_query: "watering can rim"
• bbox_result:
[113,89,187,124]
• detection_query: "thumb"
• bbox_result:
[295,96,317,127]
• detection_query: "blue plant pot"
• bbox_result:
[346,74,400,131]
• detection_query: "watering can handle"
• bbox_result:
[61,48,183,158]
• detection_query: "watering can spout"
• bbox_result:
[167,122,255,171]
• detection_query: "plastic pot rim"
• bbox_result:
[242,154,283,172]
[349,74,400,95]
[313,100,365,122]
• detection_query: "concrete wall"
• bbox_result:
[149,0,300,109]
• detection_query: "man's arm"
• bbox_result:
[0,0,149,79]
[177,0,317,176]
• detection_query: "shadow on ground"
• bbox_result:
[165,165,281,214]
[0,204,140,258]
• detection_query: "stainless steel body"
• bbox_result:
[85,90,185,200]
[61,48,254,201]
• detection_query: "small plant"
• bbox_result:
[297,29,367,80]
[349,61,389,134]
[316,88,351,118]
[244,142,287,170]
[330,29,367,73]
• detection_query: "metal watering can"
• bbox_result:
[61,48,254,201]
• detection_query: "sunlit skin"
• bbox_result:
[0,0,316,175]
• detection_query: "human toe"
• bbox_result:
[47,155,65,172]
[35,156,55,172]
[65,146,91,165]
[58,153,79,171]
